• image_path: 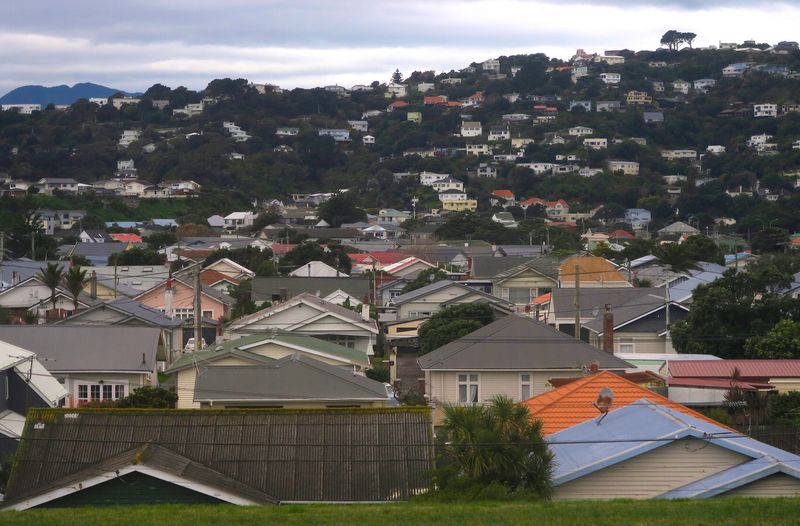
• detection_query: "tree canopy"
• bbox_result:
[418,302,496,355]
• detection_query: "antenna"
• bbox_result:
[593,387,614,424]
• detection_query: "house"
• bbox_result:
[599,72,621,84]
[431,177,464,192]
[520,197,570,220]
[134,277,234,324]
[490,189,515,205]
[254,274,368,300]
[606,160,639,175]
[661,149,697,160]
[385,82,407,98]
[583,137,608,150]
[226,293,379,355]
[166,331,373,408]
[407,111,422,124]
[0,339,67,454]
[347,120,368,132]
[387,100,409,111]
[362,134,375,145]
[542,394,800,499]
[276,127,299,136]
[706,145,726,155]
[597,54,625,65]
[223,211,256,230]
[438,188,468,202]
[419,171,449,186]
[416,82,435,92]
[568,126,594,137]
[643,111,664,123]
[54,296,184,360]
[722,62,753,77]
[490,257,560,306]
[381,257,437,278]
[1,104,41,114]
[2,407,433,508]
[693,78,716,91]
[754,103,778,118]
[442,200,478,212]
[423,95,448,105]
[488,127,510,141]
[390,279,514,319]
[651,81,665,92]
[466,143,491,156]
[318,128,350,142]
[418,314,631,422]
[596,101,621,112]
[626,91,652,105]
[476,163,498,178]
[0,274,100,322]
[492,212,518,228]
[34,178,80,195]
[461,121,482,137]
[666,360,800,406]
[568,100,592,112]
[658,221,700,237]
[672,79,690,94]
[289,261,349,278]
[78,229,114,243]
[35,209,86,234]
[0,326,161,408]
[624,208,651,229]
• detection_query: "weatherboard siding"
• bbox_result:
[175,356,252,409]
[246,341,363,368]
[552,438,748,500]
[722,473,800,497]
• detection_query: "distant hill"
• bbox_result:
[0,82,140,106]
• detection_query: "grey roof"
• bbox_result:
[0,326,161,373]
[289,228,366,239]
[390,279,464,305]
[5,407,433,503]
[194,354,388,402]
[58,242,128,259]
[55,297,183,329]
[495,245,546,257]
[90,264,172,291]
[551,287,665,321]
[492,256,561,282]
[0,260,65,289]
[582,293,688,333]
[470,256,538,279]
[251,276,370,303]
[417,314,632,371]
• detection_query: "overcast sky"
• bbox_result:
[2,1,799,95]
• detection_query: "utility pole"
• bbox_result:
[31,232,35,260]
[0,230,4,261]
[194,267,202,351]
[113,261,118,298]
[664,285,671,353]
[574,265,581,340]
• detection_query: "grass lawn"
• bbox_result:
[3,499,800,526]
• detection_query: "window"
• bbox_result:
[77,383,126,405]
[457,373,479,404]
[202,310,213,319]
[173,308,194,319]
[520,373,532,401]
[318,335,356,349]
[508,288,532,304]
[618,338,634,353]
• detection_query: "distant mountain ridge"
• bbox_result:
[0,82,141,106]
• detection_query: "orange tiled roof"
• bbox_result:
[200,269,240,286]
[491,189,515,199]
[523,370,732,435]
[559,255,627,284]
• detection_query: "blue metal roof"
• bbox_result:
[546,398,800,497]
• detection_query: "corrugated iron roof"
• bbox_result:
[5,408,433,504]
[668,359,800,379]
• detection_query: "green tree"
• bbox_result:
[316,193,367,227]
[37,262,65,310]
[744,319,800,359]
[401,268,450,293]
[435,395,552,497]
[62,266,87,311]
[228,279,260,320]
[681,235,723,265]
[116,386,177,408]
[418,303,496,355]
[108,247,166,266]
[391,69,404,83]
[652,243,696,272]
[280,242,351,275]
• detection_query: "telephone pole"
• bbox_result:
[194,267,202,351]
[574,265,581,339]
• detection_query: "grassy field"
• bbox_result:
[3,499,800,526]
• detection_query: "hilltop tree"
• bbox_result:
[391,69,404,83]
[661,30,698,51]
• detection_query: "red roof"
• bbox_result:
[520,197,568,209]
[667,377,773,391]
[200,269,240,287]
[668,360,800,379]
[269,243,298,255]
[445,101,463,107]
[491,189,515,199]
[468,91,484,101]
[423,96,447,105]
[609,229,635,239]
[109,233,143,243]
[389,101,409,108]
[523,371,731,436]
[529,292,551,306]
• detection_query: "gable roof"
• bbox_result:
[0,326,161,373]
[228,292,377,333]
[550,287,663,321]
[390,279,466,305]
[523,370,728,435]
[4,407,433,505]
[54,297,183,328]
[200,268,241,287]
[381,256,435,275]
[417,314,632,371]
[668,360,800,379]
[194,354,387,402]
[582,294,688,333]
[547,398,800,497]
[559,255,629,285]
[250,276,370,303]
[492,257,561,282]
[0,340,67,406]
[134,277,234,306]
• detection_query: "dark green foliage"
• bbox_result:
[108,247,166,266]
[418,303,495,355]
[145,231,177,251]
[228,279,260,321]
[434,396,552,498]
[279,242,351,275]
[37,262,64,310]
[116,386,177,408]
[365,364,390,383]
[62,265,87,310]
[202,246,274,274]
[316,193,367,227]
[744,319,800,359]
[401,268,450,293]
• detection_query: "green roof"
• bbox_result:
[166,331,369,373]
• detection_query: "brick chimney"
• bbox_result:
[602,304,614,353]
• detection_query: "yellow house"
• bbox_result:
[443,200,477,212]
[407,111,422,124]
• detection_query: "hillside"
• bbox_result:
[1,44,800,239]
[0,82,137,106]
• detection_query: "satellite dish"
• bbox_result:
[594,387,614,424]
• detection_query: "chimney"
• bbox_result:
[12,271,19,285]
[279,287,288,302]
[361,300,371,321]
[164,277,174,319]
[90,271,97,299]
[590,360,599,373]
[602,304,614,353]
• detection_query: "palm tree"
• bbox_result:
[63,266,88,312]
[37,262,65,311]
[653,243,698,273]
[440,395,553,496]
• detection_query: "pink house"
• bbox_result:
[134,278,232,322]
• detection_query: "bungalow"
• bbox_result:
[754,103,778,118]
[672,79,690,94]
[419,171,449,186]
[488,127,511,141]
[0,326,161,408]
[557,255,631,288]
[423,95,448,105]
[418,314,631,423]
[599,72,621,84]
[226,292,379,356]
[250,276,370,303]
[390,279,514,319]
[461,121,483,137]
[583,137,608,150]
[289,261,348,278]
[466,143,491,156]
[491,257,560,306]
[134,277,234,324]
[431,177,464,192]
[568,126,594,137]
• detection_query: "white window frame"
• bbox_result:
[618,338,635,353]
[76,382,127,405]
[520,373,532,401]
[173,308,194,319]
[457,373,480,404]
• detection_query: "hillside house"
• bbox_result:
[461,121,483,137]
